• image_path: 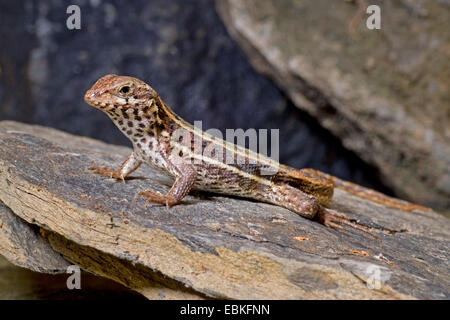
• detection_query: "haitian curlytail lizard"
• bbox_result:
[84,74,430,237]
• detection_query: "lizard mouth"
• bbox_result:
[87,101,134,111]
[85,98,109,109]
[84,91,102,107]
[84,92,139,112]
[84,93,131,111]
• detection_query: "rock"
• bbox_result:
[216,0,450,211]
[0,201,202,300]
[0,120,448,299]
[0,0,393,194]
[0,201,70,273]
[0,255,147,300]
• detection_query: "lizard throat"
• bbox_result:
[103,101,161,142]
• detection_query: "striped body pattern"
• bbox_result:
[84,74,430,236]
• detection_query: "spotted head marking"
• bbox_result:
[84,74,166,140]
[84,74,159,112]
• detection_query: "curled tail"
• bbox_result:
[273,165,334,206]
[299,168,432,213]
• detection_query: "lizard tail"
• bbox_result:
[299,168,432,213]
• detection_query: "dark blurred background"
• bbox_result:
[0,0,391,193]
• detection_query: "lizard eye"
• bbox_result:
[119,85,133,96]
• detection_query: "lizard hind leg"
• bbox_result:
[300,168,431,213]
[315,207,380,240]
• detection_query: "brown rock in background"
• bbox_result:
[216,0,450,211]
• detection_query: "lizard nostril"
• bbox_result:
[84,92,96,103]
[86,93,97,100]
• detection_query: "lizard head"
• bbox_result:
[84,74,159,113]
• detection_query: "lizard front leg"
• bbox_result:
[89,153,141,182]
[138,162,197,207]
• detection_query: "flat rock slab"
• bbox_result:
[0,201,70,273]
[216,0,450,211]
[0,120,449,299]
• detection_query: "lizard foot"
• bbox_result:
[88,166,125,182]
[138,190,179,208]
[315,207,380,240]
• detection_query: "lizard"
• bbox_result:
[84,74,431,237]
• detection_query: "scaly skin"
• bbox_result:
[84,74,431,238]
